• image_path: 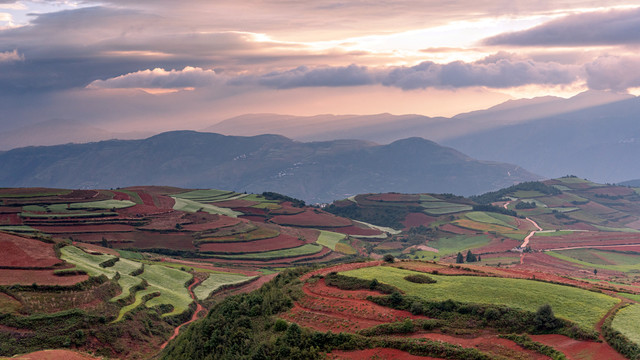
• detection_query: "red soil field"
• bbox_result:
[112,191,130,201]
[282,277,418,332]
[331,225,383,236]
[201,246,333,266]
[154,194,176,209]
[198,233,304,253]
[59,190,99,200]
[133,190,155,206]
[117,204,171,216]
[181,214,241,231]
[269,202,305,215]
[595,245,640,252]
[406,333,548,360]
[0,233,62,268]
[0,269,88,285]
[270,209,352,227]
[0,206,21,213]
[328,348,441,360]
[289,227,320,243]
[212,199,259,208]
[14,350,101,360]
[402,212,436,228]
[32,224,136,234]
[0,212,21,225]
[231,207,268,216]
[110,232,196,251]
[366,193,420,202]
[531,334,625,360]
[301,261,384,281]
[239,215,267,222]
[586,186,635,197]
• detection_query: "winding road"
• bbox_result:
[160,278,204,349]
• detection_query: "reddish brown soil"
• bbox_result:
[182,216,241,231]
[328,348,441,360]
[269,202,305,215]
[332,225,383,236]
[406,333,548,360]
[199,233,304,253]
[0,233,61,268]
[134,190,155,206]
[117,203,171,216]
[531,334,625,360]
[271,209,352,227]
[301,261,384,281]
[594,245,640,252]
[0,269,88,285]
[233,207,269,216]
[59,190,99,200]
[14,349,100,360]
[366,193,420,202]
[32,224,136,234]
[111,232,196,251]
[112,191,130,201]
[0,212,21,225]
[239,215,267,222]
[402,212,437,228]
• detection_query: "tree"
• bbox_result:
[593,268,598,276]
[534,304,560,331]
[456,252,464,264]
[383,254,395,263]
[466,250,477,262]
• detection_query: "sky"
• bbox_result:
[1,0,640,133]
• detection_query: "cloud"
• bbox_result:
[382,55,579,90]
[0,48,21,62]
[253,64,374,89]
[484,8,640,46]
[585,56,640,92]
[87,66,221,89]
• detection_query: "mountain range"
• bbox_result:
[0,131,537,203]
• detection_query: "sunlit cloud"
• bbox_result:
[0,49,22,62]
[87,66,221,90]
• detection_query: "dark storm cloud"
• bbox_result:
[484,8,640,46]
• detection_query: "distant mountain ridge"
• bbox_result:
[0,131,539,203]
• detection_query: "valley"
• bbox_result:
[0,177,640,358]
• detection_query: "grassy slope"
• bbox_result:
[342,266,618,328]
[193,273,257,300]
[612,304,640,345]
[172,197,241,217]
[316,231,346,251]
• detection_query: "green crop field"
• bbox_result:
[117,189,143,204]
[341,266,618,328]
[594,225,640,233]
[533,230,580,237]
[172,197,242,217]
[618,293,640,302]
[419,194,440,202]
[197,226,280,244]
[465,211,516,229]
[612,304,640,345]
[316,231,346,250]
[207,243,324,260]
[412,235,490,261]
[547,249,640,273]
[512,190,546,198]
[139,264,193,317]
[69,199,136,210]
[0,225,36,232]
[422,205,473,215]
[173,189,238,202]
[193,273,257,300]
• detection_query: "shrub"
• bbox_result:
[404,274,437,284]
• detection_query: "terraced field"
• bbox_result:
[172,197,242,217]
[547,249,640,273]
[315,230,346,250]
[341,266,619,328]
[193,273,257,300]
[205,243,324,260]
[612,304,640,345]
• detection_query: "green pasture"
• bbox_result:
[139,264,193,317]
[316,231,346,250]
[422,203,472,215]
[465,211,516,230]
[193,273,257,300]
[68,199,136,210]
[410,235,490,261]
[618,293,640,302]
[0,225,36,233]
[172,197,242,217]
[547,249,640,273]
[512,190,546,198]
[341,266,619,328]
[419,194,440,202]
[173,189,238,202]
[612,304,640,345]
[533,230,580,237]
[594,225,640,233]
[206,243,323,260]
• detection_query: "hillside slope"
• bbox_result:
[0,132,538,203]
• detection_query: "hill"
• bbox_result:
[444,96,640,183]
[0,131,538,203]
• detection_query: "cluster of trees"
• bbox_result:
[261,192,306,207]
[456,250,480,263]
[471,182,561,205]
[515,201,537,210]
